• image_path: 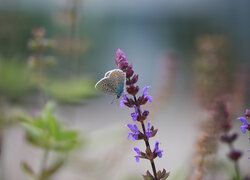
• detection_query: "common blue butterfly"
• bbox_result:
[95,69,126,98]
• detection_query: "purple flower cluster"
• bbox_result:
[115,49,168,179]
[237,109,250,159]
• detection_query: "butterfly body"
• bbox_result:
[95,69,126,98]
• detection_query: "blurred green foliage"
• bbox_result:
[45,78,98,104]
[0,58,34,100]
[20,101,82,152]
[19,101,83,180]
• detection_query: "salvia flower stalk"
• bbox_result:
[237,109,250,159]
[218,100,243,180]
[115,49,169,180]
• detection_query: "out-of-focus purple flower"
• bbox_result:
[127,124,140,141]
[134,147,141,162]
[228,150,242,161]
[131,105,140,121]
[154,141,163,158]
[143,86,153,102]
[146,121,152,138]
[237,117,250,134]
[245,109,250,119]
[115,49,129,69]
[220,133,238,144]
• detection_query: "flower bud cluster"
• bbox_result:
[217,100,242,162]
[28,27,56,69]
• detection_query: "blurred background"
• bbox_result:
[0,0,250,180]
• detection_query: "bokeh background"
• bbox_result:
[0,0,250,180]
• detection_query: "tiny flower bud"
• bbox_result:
[142,110,149,117]
[140,97,149,105]
[139,110,150,121]
[126,65,134,78]
[228,150,242,161]
[131,74,139,84]
[220,133,238,144]
[127,85,139,95]
[118,61,128,69]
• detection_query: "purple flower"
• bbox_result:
[127,124,140,141]
[154,141,163,158]
[237,117,249,134]
[146,121,152,138]
[131,105,140,121]
[248,149,250,159]
[120,94,128,108]
[134,147,141,162]
[115,49,129,69]
[143,86,153,102]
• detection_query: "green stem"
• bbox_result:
[38,149,49,180]
[228,143,241,180]
[234,161,240,180]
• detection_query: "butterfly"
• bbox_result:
[95,69,126,99]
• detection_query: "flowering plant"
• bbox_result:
[116,49,169,180]
[237,109,250,159]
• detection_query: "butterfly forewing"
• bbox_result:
[95,77,117,95]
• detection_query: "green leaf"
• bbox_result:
[20,101,82,152]
[56,130,78,141]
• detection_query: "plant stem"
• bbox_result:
[133,95,158,180]
[38,149,49,180]
[228,144,241,180]
[234,161,240,180]
[141,121,158,180]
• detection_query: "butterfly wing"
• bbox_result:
[109,69,126,88]
[109,69,126,97]
[95,77,117,95]
[105,70,113,77]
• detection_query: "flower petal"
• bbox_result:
[241,125,247,134]
[237,117,248,125]
[134,147,141,154]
